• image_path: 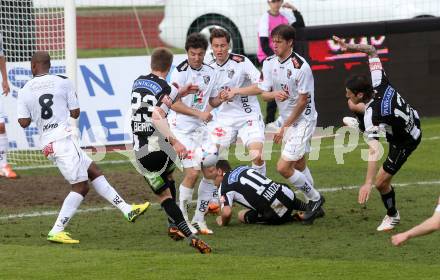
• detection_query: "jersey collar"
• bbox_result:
[216,54,231,67]
[278,51,294,64]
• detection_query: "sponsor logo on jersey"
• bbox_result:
[227,69,235,79]
[203,75,210,85]
[381,86,395,116]
[43,123,58,131]
[132,79,163,95]
[228,166,250,184]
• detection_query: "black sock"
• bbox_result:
[381,187,397,216]
[161,198,193,237]
[291,196,308,211]
[169,180,176,201]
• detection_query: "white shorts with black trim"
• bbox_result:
[44,136,93,184]
[281,119,316,161]
[207,116,265,148]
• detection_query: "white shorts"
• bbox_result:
[171,126,209,168]
[0,97,5,123]
[207,117,265,148]
[44,136,93,184]
[281,119,316,161]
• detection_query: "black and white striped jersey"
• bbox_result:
[364,58,421,146]
[130,73,178,149]
[219,166,295,217]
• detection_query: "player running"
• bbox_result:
[169,33,223,235]
[201,160,324,226]
[17,51,149,244]
[130,47,211,253]
[333,35,422,231]
[258,24,324,218]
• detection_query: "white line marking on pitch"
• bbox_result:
[1,180,439,221]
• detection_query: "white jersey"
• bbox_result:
[169,60,218,132]
[209,53,262,123]
[17,74,79,147]
[259,52,317,124]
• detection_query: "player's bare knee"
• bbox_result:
[87,162,103,181]
[238,210,248,223]
[72,182,89,197]
[277,161,292,178]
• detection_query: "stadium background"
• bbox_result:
[0,1,439,279]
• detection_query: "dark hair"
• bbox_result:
[271,24,296,42]
[150,47,173,72]
[209,28,230,44]
[185,33,209,51]
[345,74,374,100]
[216,160,231,173]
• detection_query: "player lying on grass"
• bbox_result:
[333,35,422,232]
[391,196,440,246]
[201,159,324,226]
[17,51,149,244]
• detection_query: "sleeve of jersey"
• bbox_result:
[281,9,296,25]
[369,57,388,88]
[296,64,314,95]
[169,67,185,88]
[244,58,261,84]
[66,79,80,110]
[16,90,30,118]
[257,13,269,37]
[157,84,178,115]
[363,107,380,140]
[258,60,272,92]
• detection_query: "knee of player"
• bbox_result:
[0,124,6,134]
[87,162,103,180]
[277,162,292,178]
[237,210,247,223]
[184,168,199,184]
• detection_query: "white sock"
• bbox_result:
[192,178,216,223]
[91,175,131,215]
[0,133,8,167]
[301,166,314,186]
[287,170,321,201]
[50,192,84,234]
[179,184,194,221]
[252,161,266,176]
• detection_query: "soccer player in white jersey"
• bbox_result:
[169,33,223,234]
[258,24,324,220]
[208,28,266,176]
[392,196,440,246]
[17,51,150,244]
[0,33,17,179]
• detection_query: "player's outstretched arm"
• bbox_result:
[332,36,378,58]
[392,199,440,246]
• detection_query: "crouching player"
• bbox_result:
[202,160,324,226]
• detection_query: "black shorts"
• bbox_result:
[243,209,295,225]
[383,137,421,175]
[134,148,177,195]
